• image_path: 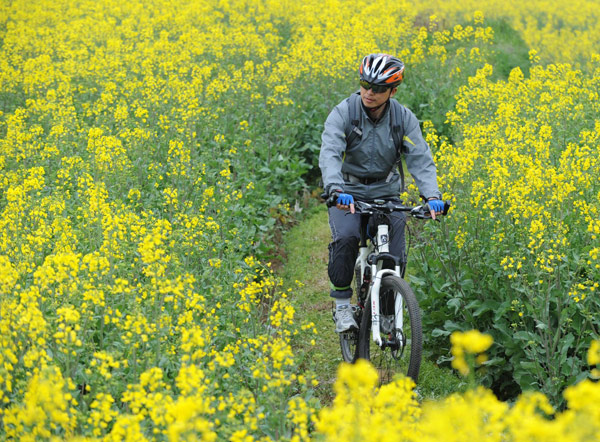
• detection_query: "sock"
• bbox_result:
[335,298,351,310]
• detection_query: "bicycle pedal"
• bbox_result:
[340,330,358,339]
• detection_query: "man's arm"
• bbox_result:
[401,108,442,200]
[319,101,349,196]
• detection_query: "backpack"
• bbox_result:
[344,92,406,190]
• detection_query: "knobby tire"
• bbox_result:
[357,275,422,384]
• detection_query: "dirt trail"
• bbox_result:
[280,206,343,403]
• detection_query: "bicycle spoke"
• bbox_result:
[358,275,422,384]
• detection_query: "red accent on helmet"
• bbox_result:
[385,69,404,84]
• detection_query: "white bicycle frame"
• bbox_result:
[356,223,404,347]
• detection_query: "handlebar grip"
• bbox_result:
[321,191,339,208]
[442,201,451,216]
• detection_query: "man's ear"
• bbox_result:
[390,87,398,98]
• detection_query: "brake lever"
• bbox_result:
[354,200,372,212]
[411,205,430,219]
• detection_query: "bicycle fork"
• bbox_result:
[369,224,403,347]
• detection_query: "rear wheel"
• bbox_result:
[358,275,422,384]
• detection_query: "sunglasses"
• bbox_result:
[359,80,391,93]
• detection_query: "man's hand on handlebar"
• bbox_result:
[335,192,355,214]
[325,190,355,214]
[426,198,445,220]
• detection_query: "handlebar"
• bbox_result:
[353,199,450,219]
[321,192,450,219]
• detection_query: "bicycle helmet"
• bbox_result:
[359,54,405,87]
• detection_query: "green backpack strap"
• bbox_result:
[389,99,406,192]
[345,92,363,148]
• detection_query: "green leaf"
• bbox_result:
[519,360,539,372]
[493,320,513,338]
[563,333,575,350]
[443,320,464,333]
[482,356,505,367]
[432,328,451,337]
[473,300,499,317]
[436,355,454,364]
[561,357,577,376]
[575,370,590,384]
[514,331,540,343]
[493,300,512,321]
[447,297,462,314]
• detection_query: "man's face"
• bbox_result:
[359,84,397,109]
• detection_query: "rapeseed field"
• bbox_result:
[1,0,599,440]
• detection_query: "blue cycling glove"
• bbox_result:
[337,193,354,206]
[427,199,444,213]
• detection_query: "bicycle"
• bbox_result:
[325,195,449,384]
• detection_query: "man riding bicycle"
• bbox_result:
[319,53,444,333]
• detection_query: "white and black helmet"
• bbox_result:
[359,53,405,87]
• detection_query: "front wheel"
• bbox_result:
[358,275,422,384]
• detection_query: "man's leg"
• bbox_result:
[327,207,360,332]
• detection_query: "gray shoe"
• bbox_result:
[334,305,358,333]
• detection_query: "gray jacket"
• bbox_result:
[319,96,442,201]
